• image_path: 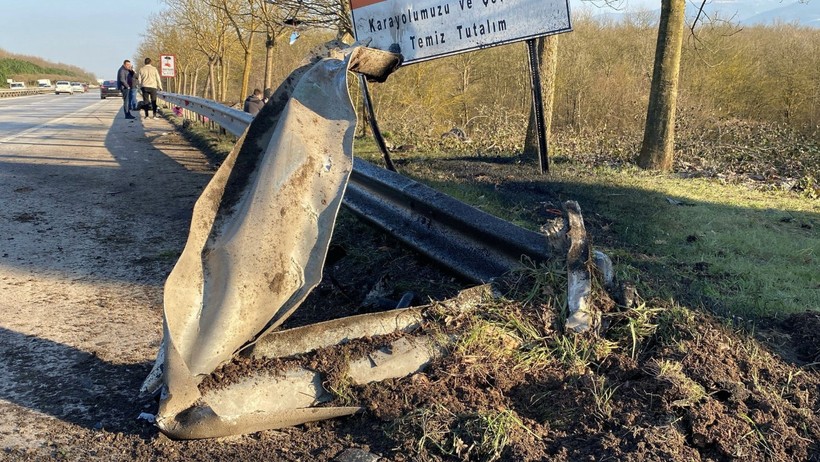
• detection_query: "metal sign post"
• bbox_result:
[526,39,548,174]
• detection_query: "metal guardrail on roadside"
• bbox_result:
[0,88,54,98]
[158,91,551,282]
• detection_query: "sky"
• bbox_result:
[0,0,808,80]
[0,0,167,80]
[0,0,660,80]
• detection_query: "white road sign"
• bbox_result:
[160,55,176,78]
[350,0,571,64]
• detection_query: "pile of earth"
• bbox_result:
[133,263,820,462]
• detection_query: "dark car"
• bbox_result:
[100,80,120,99]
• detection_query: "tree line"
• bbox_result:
[137,0,819,170]
[0,49,97,85]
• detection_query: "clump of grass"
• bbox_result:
[646,359,707,408]
[654,303,697,350]
[389,405,537,462]
[450,299,552,374]
[550,334,616,373]
[606,303,663,359]
[505,257,568,309]
[388,404,457,461]
[325,374,356,407]
[587,374,619,421]
[456,319,522,363]
[463,409,538,462]
[739,412,776,458]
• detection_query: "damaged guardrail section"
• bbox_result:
[158,92,551,283]
[144,45,609,440]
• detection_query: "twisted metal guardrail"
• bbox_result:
[158,91,551,282]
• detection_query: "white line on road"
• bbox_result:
[0,100,108,143]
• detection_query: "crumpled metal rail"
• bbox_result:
[141,45,403,439]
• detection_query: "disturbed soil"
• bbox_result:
[0,100,817,462]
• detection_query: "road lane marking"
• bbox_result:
[0,100,108,143]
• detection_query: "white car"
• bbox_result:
[55,81,74,95]
[70,82,85,93]
[10,82,26,89]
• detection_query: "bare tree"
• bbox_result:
[165,0,231,100]
[140,13,207,96]
[272,0,353,39]
[637,0,685,170]
[249,0,291,90]
[207,0,260,100]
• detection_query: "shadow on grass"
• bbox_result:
[397,157,819,321]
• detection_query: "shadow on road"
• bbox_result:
[0,104,214,435]
[0,326,157,436]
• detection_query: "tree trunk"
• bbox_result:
[264,33,275,90]
[207,59,217,100]
[523,35,559,162]
[221,57,229,102]
[181,64,189,95]
[240,31,255,101]
[638,0,685,171]
[192,68,200,97]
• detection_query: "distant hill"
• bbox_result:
[0,49,96,85]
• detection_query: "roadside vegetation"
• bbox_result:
[147,6,819,460]
[0,48,96,86]
[164,90,818,461]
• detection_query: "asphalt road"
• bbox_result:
[0,92,114,141]
[0,92,214,456]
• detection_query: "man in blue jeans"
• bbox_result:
[128,66,138,112]
[117,59,135,119]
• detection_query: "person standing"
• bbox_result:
[137,57,163,119]
[116,60,134,119]
[243,89,264,116]
[128,65,138,111]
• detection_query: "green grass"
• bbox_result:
[172,126,817,321]
[354,138,818,320]
[559,167,819,319]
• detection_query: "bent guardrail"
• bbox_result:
[158,91,551,282]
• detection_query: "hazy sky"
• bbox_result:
[0,0,798,80]
[0,0,167,80]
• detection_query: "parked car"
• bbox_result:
[100,80,120,99]
[70,82,85,93]
[10,82,26,89]
[55,81,74,95]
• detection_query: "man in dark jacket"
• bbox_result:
[243,89,264,116]
[116,60,134,119]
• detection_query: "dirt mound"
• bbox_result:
[314,274,820,461]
